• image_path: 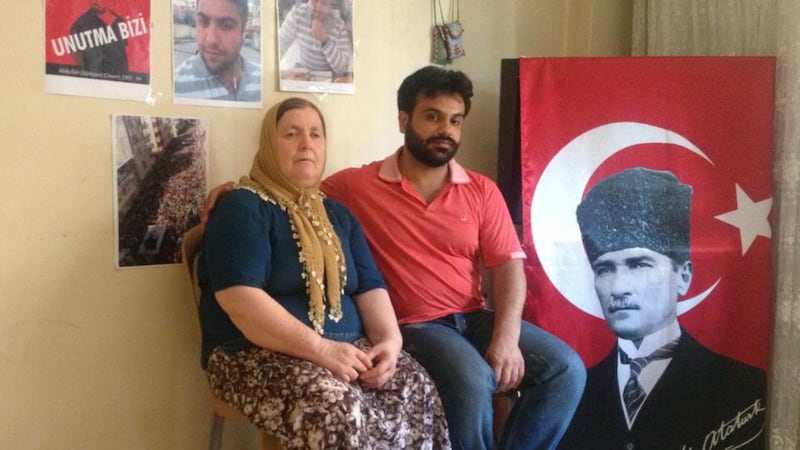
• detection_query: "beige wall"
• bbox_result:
[0,1,631,448]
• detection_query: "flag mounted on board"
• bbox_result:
[517,57,774,449]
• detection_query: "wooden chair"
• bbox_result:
[493,390,519,447]
[181,224,283,450]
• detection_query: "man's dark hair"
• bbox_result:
[197,0,249,23]
[397,66,474,116]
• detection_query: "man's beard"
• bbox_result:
[404,125,459,168]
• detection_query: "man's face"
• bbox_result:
[89,0,107,13]
[399,93,465,168]
[310,0,332,18]
[196,0,245,76]
[592,247,692,342]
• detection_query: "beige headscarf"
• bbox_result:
[237,99,345,334]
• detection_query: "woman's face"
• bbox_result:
[275,107,327,188]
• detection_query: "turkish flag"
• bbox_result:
[519,57,775,371]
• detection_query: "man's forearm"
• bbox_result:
[490,258,526,344]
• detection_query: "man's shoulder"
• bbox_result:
[584,348,619,386]
[242,57,262,76]
[289,2,312,16]
[325,161,381,183]
[342,161,382,175]
[449,161,500,189]
[174,55,207,80]
[449,164,506,207]
[460,164,491,180]
[322,162,382,205]
[679,331,765,381]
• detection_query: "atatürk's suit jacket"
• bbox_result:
[558,330,766,450]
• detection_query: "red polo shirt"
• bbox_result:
[322,149,525,324]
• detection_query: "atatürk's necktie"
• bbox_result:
[619,338,680,421]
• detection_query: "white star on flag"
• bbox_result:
[714,184,773,255]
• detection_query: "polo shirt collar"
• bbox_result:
[378,147,470,184]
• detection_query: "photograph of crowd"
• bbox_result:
[113,114,208,268]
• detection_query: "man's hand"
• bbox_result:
[311,17,327,43]
[486,259,526,392]
[485,339,524,393]
[310,1,330,43]
[200,181,235,225]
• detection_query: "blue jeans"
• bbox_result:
[401,311,586,450]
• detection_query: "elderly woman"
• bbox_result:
[198,97,450,449]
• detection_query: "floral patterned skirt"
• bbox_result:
[206,338,451,450]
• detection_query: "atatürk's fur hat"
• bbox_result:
[576,167,692,264]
